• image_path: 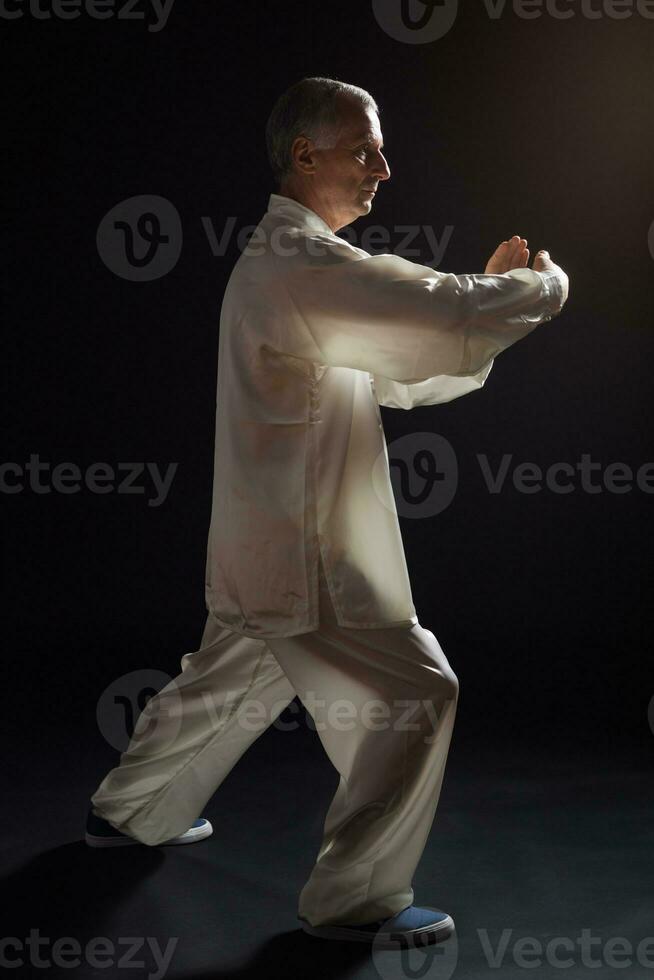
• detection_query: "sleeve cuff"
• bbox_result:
[538,268,569,318]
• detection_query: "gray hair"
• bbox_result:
[265,76,380,185]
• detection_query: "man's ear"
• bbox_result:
[291,135,319,177]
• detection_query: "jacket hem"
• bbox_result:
[332,614,419,630]
[205,607,419,638]
[206,608,320,639]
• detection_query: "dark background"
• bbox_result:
[0,0,654,980]
[2,3,654,974]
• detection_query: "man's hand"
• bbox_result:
[485,241,568,302]
[531,250,557,274]
[485,235,529,274]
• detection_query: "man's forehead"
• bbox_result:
[337,106,383,145]
[349,127,383,144]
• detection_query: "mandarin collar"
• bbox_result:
[266,193,336,237]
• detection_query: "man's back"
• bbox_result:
[205,194,421,638]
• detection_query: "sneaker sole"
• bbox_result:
[85,819,213,848]
[300,913,455,948]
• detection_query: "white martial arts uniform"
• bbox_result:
[91,193,568,926]
[203,193,568,637]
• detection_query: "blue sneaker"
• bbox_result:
[85,808,213,848]
[299,904,455,947]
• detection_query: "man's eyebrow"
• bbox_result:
[350,132,384,149]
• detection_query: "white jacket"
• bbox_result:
[204,193,568,637]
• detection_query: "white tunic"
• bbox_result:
[204,193,569,638]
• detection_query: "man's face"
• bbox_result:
[303,96,391,231]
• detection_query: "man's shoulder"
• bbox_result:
[250,215,371,268]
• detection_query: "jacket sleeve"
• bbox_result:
[369,360,494,410]
[279,234,568,384]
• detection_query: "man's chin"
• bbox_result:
[341,198,373,227]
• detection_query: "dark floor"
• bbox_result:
[2,725,652,980]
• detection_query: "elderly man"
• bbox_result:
[87,76,569,949]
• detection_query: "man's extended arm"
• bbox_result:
[279,235,568,387]
[369,245,567,409]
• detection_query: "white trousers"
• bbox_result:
[90,560,459,927]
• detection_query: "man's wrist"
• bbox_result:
[537,266,569,310]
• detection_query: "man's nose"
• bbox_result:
[371,151,391,181]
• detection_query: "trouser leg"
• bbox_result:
[90,613,296,845]
[264,566,460,927]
